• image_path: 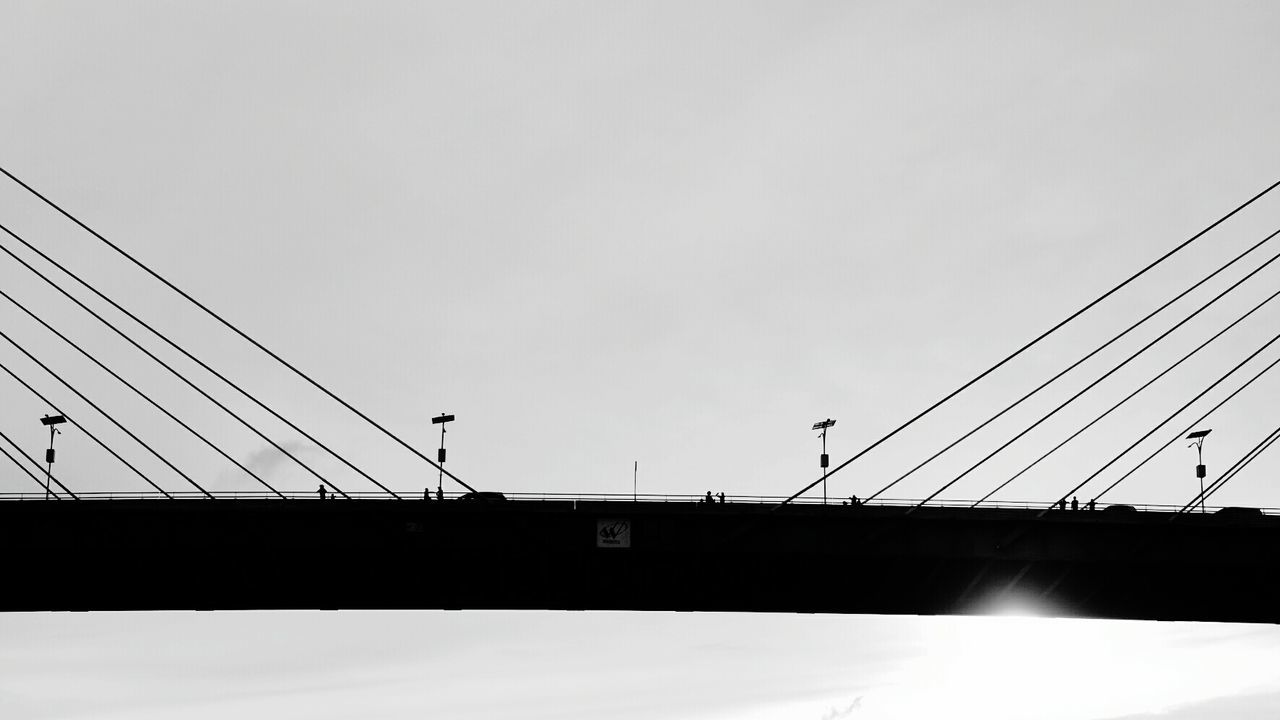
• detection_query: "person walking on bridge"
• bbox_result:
[318,484,327,501]
[1072,496,1079,512]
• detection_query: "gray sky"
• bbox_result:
[3,1,1280,718]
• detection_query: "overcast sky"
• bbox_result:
[3,1,1280,718]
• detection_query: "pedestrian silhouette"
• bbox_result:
[423,487,431,501]
[705,491,713,504]
[850,494,859,507]
[436,487,444,501]
[1088,498,1096,511]
[717,492,725,504]
[1058,498,1066,511]
[318,484,326,501]
[1071,496,1079,512]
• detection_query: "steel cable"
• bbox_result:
[776,178,1280,507]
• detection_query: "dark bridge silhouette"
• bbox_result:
[5,498,1278,623]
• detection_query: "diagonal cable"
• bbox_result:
[0,360,171,497]
[973,284,1280,505]
[774,178,1280,507]
[866,227,1280,502]
[1050,328,1280,512]
[0,167,475,492]
[1181,423,1280,513]
[0,287,288,498]
[1078,351,1280,507]
[0,329,212,497]
[0,427,77,498]
[912,247,1280,508]
[0,222,406,498]
[0,245,353,498]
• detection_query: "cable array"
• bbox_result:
[0,357,171,497]
[865,228,1280,503]
[0,232,355,498]
[0,286,291,498]
[910,242,1280,507]
[0,327,213,497]
[972,282,1280,506]
[778,179,1280,508]
[0,223,419,498]
[1073,351,1280,507]
[1050,328,1280,510]
[0,165,474,494]
[1,161,1277,506]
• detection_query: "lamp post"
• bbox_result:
[432,413,455,498]
[39,414,67,500]
[812,419,836,505]
[1186,429,1212,513]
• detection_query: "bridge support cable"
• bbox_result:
[0,428,76,498]
[0,247,353,499]
[972,282,1280,506]
[0,361,170,497]
[1076,352,1280,509]
[0,167,476,493]
[0,330,213,498]
[865,227,1280,504]
[770,178,1280,508]
[0,288,292,499]
[0,224,405,498]
[910,247,1280,509]
[0,443,58,497]
[1048,328,1280,513]
[1180,423,1280,513]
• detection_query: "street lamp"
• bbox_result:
[39,414,67,500]
[1186,428,1211,513]
[813,419,836,505]
[432,413,455,498]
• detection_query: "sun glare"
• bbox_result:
[808,614,1280,720]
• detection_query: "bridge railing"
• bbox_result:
[0,490,1272,515]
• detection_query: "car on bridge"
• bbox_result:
[456,491,507,503]
[1214,506,1264,520]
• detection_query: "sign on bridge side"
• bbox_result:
[597,519,631,548]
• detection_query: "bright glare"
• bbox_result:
[854,617,1277,720]
[705,615,1280,720]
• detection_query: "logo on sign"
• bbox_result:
[597,519,631,548]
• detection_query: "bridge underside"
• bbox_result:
[3,500,1277,623]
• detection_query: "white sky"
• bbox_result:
[3,2,1280,718]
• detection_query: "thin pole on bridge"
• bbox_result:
[432,414,454,498]
[39,414,66,500]
[813,419,836,505]
[1187,429,1212,514]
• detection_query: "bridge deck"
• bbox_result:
[3,499,1277,622]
